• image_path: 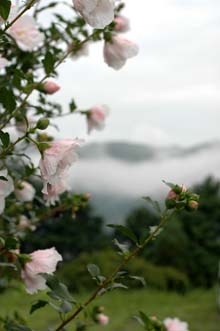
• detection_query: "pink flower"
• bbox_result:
[21,247,62,294]
[15,181,36,202]
[164,318,189,331]
[87,105,109,134]
[39,139,83,195]
[73,0,115,28]
[18,215,36,232]
[104,36,139,70]
[44,180,68,206]
[0,57,9,70]
[8,15,44,51]
[0,170,14,214]
[96,313,109,325]
[43,81,61,94]
[114,15,130,33]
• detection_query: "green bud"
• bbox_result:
[189,194,200,202]
[37,118,50,130]
[173,185,182,194]
[38,142,51,154]
[165,198,176,209]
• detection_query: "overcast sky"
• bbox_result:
[42,0,220,147]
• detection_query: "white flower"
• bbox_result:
[39,139,83,195]
[104,35,139,70]
[21,247,62,294]
[73,0,115,28]
[0,57,9,70]
[15,181,36,202]
[0,170,14,214]
[44,180,68,206]
[8,15,44,51]
[164,318,189,331]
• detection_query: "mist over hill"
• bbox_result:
[68,140,220,223]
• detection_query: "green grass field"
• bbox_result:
[0,287,220,331]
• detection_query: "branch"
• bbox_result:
[0,33,94,130]
[54,209,175,331]
[3,0,37,33]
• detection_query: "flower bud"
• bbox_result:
[84,193,91,200]
[165,198,177,209]
[167,190,178,200]
[43,80,60,94]
[37,118,50,130]
[114,15,130,33]
[187,200,199,211]
[96,313,109,325]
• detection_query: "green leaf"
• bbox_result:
[142,197,161,214]
[59,300,72,313]
[69,99,77,112]
[129,276,146,286]
[87,264,100,277]
[162,180,175,189]
[0,87,16,112]
[30,300,48,315]
[5,237,18,250]
[0,0,11,20]
[107,282,128,290]
[43,274,75,302]
[49,300,72,314]
[42,51,56,75]
[0,130,10,148]
[108,224,138,243]
[113,239,129,255]
[0,176,8,181]
[0,262,17,270]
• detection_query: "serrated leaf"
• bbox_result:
[0,0,11,20]
[0,130,10,148]
[108,224,138,243]
[42,51,56,75]
[30,300,48,315]
[42,274,75,302]
[0,87,16,112]
[87,264,100,277]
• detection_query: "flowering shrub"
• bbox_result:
[0,1,200,331]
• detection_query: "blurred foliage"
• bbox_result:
[58,249,189,293]
[22,204,109,260]
[122,177,220,288]
[22,176,220,289]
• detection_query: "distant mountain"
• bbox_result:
[79,140,220,163]
[70,140,220,224]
